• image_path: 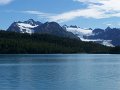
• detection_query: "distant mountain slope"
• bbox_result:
[84,27,120,46]
[64,25,115,47]
[34,22,79,39]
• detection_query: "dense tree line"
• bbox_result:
[0,30,119,54]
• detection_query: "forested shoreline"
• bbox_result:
[0,30,119,54]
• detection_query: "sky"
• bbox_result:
[1,0,120,29]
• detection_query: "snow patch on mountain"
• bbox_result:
[65,26,93,39]
[17,23,38,34]
[64,25,114,47]
[102,40,114,47]
[11,19,42,34]
[18,23,38,28]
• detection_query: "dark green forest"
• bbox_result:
[0,30,119,54]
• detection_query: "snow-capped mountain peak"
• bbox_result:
[7,19,42,34]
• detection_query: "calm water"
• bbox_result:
[0,54,120,90]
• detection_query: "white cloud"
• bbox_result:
[24,9,105,23]
[49,8,105,22]
[23,0,120,23]
[0,0,13,5]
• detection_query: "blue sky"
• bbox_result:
[1,0,120,29]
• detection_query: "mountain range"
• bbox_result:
[7,19,120,47]
[7,19,79,40]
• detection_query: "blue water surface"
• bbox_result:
[0,54,120,90]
